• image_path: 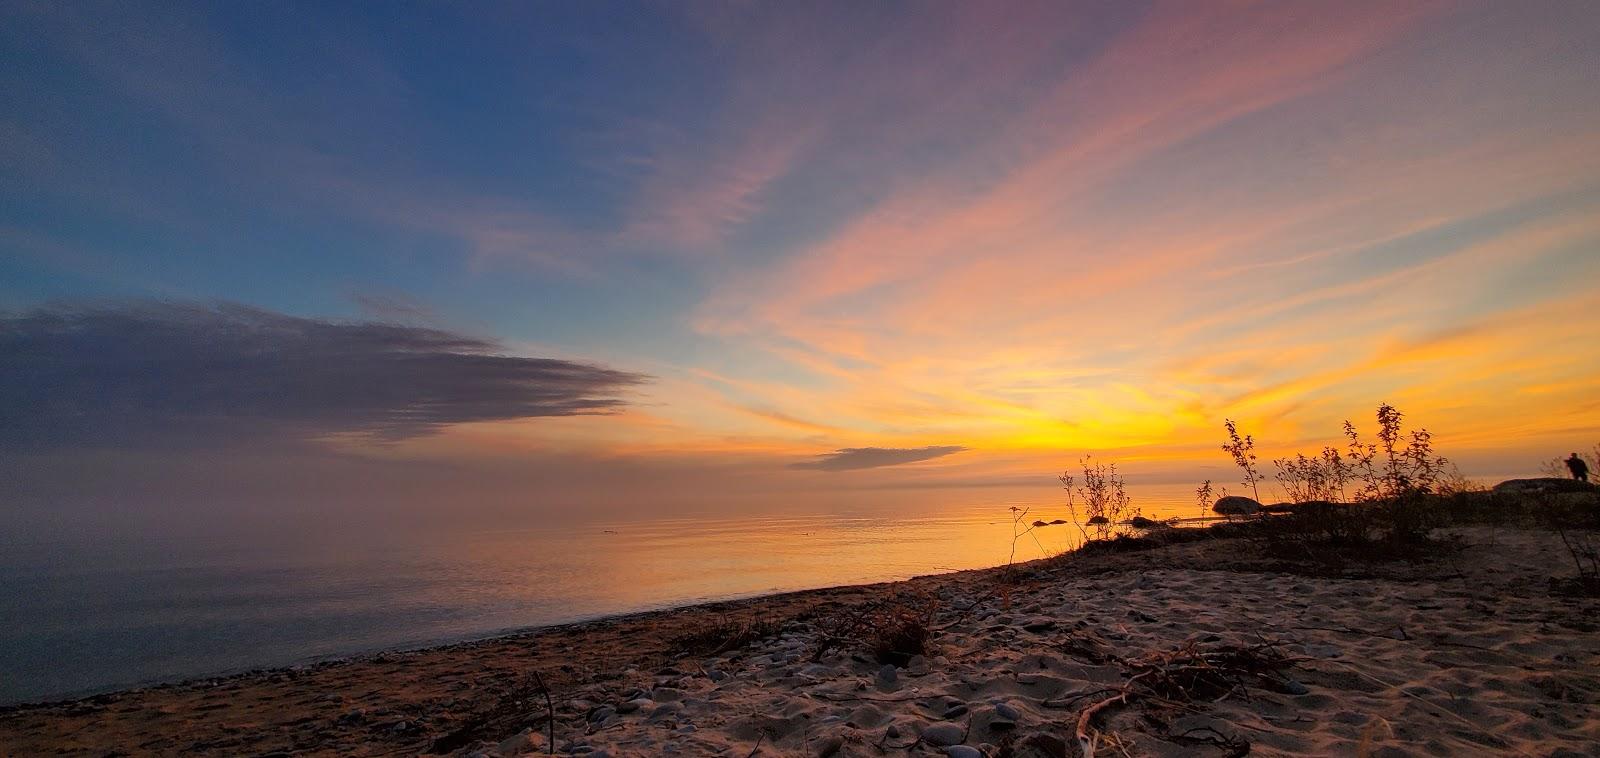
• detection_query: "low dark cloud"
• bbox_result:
[0,301,645,448]
[348,291,439,322]
[792,445,968,471]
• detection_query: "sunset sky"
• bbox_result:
[4,1,1599,533]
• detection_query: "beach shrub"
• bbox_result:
[1221,419,1263,503]
[865,594,939,665]
[1533,492,1600,596]
[1432,464,1481,497]
[1060,456,1139,542]
[429,670,557,754]
[1339,404,1450,501]
[1195,479,1216,519]
[1220,404,1457,560]
[1245,502,1376,565]
[1550,527,1600,597]
[1361,405,1449,543]
[1004,506,1070,576]
[810,592,939,665]
[1272,446,1351,504]
[1377,492,1440,545]
[672,615,781,657]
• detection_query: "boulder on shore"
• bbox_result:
[1212,495,1261,516]
[1492,478,1596,495]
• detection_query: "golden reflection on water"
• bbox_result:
[442,483,1204,621]
[0,483,1203,702]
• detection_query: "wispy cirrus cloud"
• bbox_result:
[678,0,1600,459]
[6,0,1600,480]
[0,301,645,449]
[792,445,967,471]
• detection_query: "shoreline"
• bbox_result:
[0,556,1006,755]
[5,511,1230,710]
[0,570,971,712]
[3,519,1597,756]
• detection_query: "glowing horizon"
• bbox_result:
[3,1,1599,531]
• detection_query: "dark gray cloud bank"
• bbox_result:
[0,301,645,448]
[793,445,967,471]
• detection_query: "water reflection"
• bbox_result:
[0,486,1197,703]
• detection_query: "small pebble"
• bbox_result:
[1280,678,1311,695]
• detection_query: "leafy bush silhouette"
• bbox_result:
[1219,403,1452,551]
[1221,419,1263,503]
[1060,455,1139,542]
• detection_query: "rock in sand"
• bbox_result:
[921,722,965,747]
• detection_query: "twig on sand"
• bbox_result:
[1075,691,1127,758]
[1171,726,1251,757]
[743,733,764,757]
[1041,687,1119,708]
[531,670,555,755]
[1068,639,1293,757]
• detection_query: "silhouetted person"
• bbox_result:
[1566,453,1589,482]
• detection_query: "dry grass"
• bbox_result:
[670,615,782,657]
[809,591,940,666]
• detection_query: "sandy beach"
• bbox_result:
[9,2,1600,754]
[3,520,1597,757]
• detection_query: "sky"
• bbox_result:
[3,1,1599,535]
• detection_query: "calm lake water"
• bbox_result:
[0,485,1200,704]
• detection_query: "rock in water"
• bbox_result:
[1212,495,1262,516]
